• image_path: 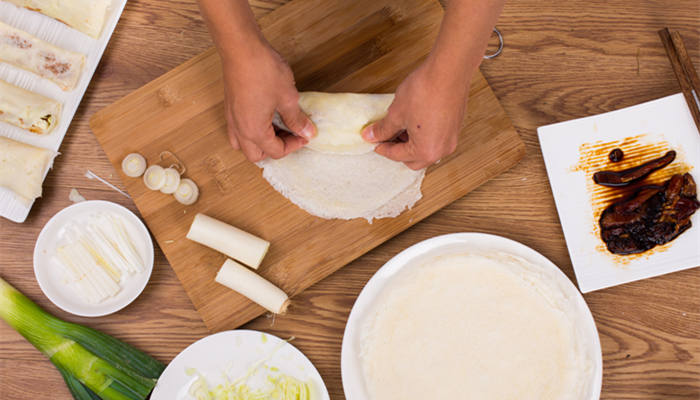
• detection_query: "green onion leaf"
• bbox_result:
[0,277,164,400]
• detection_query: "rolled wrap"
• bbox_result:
[0,21,85,91]
[0,79,61,134]
[6,0,110,38]
[0,136,56,204]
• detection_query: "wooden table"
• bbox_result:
[1,1,698,399]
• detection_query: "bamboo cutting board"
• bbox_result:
[90,0,525,332]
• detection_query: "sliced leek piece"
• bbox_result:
[143,165,165,190]
[160,168,181,194]
[174,178,199,205]
[121,153,147,178]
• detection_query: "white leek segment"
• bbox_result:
[143,165,165,190]
[53,212,145,305]
[56,244,120,304]
[159,167,181,194]
[101,214,145,273]
[215,259,289,314]
[187,213,270,269]
[174,178,199,205]
[121,153,147,178]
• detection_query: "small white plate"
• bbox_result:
[152,330,330,400]
[538,93,700,293]
[341,232,603,400]
[33,200,154,317]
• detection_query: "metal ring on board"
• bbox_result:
[483,27,503,59]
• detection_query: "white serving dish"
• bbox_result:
[152,330,330,400]
[538,93,700,293]
[0,0,128,223]
[341,232,603,400]
[33,200,154,317]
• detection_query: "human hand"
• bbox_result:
[221,41,316,162]
[361,58,470,170]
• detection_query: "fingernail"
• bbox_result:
[299,120,314,139]
[362,126,375,142]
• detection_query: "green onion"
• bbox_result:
[58,365,102,400]
[0,277,164,400]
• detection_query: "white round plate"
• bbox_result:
[33,200,154,317]
[151,330,330,400]
[341,232,603,400]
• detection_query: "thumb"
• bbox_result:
[362,110,403,143]
[278,98,316,140]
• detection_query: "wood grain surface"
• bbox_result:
[89,0,523,333]
[1,0,699,399]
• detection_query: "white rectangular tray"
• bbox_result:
[538,93,700,293]
[0,0,127,223]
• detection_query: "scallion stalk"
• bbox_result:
[0,277,164,400]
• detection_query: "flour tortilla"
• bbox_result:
[260,92,424,222]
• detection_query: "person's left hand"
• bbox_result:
[361,58,470,170]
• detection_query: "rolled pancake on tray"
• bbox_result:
[0,21,85,91]
[5,0,110,39]
[259,92,425,222]
[0,136,57,205]
[0,79,61,134]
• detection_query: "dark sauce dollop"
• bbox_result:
[608,148,624,162]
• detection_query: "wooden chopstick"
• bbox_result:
[670,31,700,100]
[658,28,700,133]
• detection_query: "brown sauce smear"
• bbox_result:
[593,150,676,187]
[573,134,694,263]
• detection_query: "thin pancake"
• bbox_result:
[260,92,423,222]
[274,92,394,155]
[257,148,424,222]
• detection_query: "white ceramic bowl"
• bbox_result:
[33,200,154,317]
[152,330,330,400]
[341,232,603,400]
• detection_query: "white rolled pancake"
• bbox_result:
[6,0,110,38]
[0,21,85,90]
[258,148,425,222]
[0,79,61,134]
[215,259,289,314]
[187,213,270,269]
[262,92,424,222]
[0,136,57,204]
[274,92,394,155]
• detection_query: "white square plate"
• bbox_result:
[538,93,700,293]
[0,0,127,223]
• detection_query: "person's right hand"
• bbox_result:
[221,40,316,162]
